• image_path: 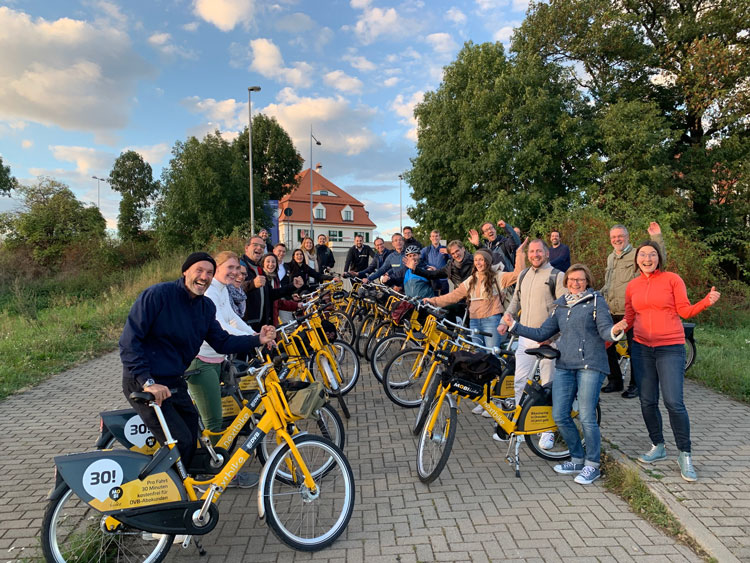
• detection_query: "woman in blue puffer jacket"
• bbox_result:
[503,264,626,485]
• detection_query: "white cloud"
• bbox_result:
[445,7,466,25]
[262,88,378,156]
[0,7,152,132]
[49,145,114,175]
[21,139,33,149]
[512,0,530,12]
[181,96,246,131]
[426,32,457,54]
[383,77,399,87]
[343,54,376,72]
[248,38,313,88]
[493,25,514,43]
[475,0,498,11]
[122,143,171,166]
[193,0,255,31]
[182,21,199,31]
[324,70,364,94]
[276,12,314,32]
[391,91,424,141]
[351,2,406,44]
[148,31,196,59]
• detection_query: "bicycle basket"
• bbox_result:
[285,381,328,420]
[444,350,503,387]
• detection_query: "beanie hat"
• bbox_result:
[475,248,505,271]
[181,252,216,273]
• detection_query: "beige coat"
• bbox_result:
[503,262,566,328]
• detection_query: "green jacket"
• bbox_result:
[601,233,664,316]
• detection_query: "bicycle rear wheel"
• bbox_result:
[263,435,355,551]
[42,485,173,563]
[355,314,376,357]
[413,373,441,436]
[416,398,457,484]
[364,320,394,361]
[370,333,410,383]
[524,402,602,461]
[382,348,428,408]
[327,311,356,347]
[310,343,360,395]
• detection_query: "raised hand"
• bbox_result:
[497,220,506,229]
[647,222,661,236]
[707,286,721,305]
[517,237,529,253]
[468,229,480,246]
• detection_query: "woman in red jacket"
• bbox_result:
[616,242,720,482]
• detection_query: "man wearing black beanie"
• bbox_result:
[120,251,276,472]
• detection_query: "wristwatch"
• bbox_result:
[143,378,156,389]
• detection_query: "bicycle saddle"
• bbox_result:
[524,346,560,360]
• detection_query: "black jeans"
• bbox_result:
[123,377,199,469]
[606,314,636,388]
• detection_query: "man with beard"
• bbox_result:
[468,220,521,272]
[344,234,375,273]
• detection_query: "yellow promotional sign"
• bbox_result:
[89,471,182,512]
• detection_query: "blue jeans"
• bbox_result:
[470,314,502,349]
[552,368,606,468]
[631,342,690,452]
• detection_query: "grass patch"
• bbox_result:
[0,255,182,400]
[687,324,750,404]
[601,452,712,560]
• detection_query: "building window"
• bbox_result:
[343,210,353,222]
[315,207,325,220]
[328,230,343,242]
[297,229,305,242]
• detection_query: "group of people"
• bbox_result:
[119,217,719,491]
[343,220,719,485]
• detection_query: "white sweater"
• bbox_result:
[198,278,256,360]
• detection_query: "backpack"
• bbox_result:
[516,266,562,301]
[443,350,504,387]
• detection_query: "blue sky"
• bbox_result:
[0,0,528,236]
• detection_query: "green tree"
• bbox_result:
[0,178,106,266]
[109,150,159,242]
[407,41,595,239]
[155,116,301,250]
[0,156,18,196]
[514,0,750,233]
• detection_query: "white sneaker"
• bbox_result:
[492,432,509,442]
[472,404,484,415]
[538,432,555,450]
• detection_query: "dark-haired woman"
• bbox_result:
[261,253,300,325]
[285,248,332,291]
[619,242,720,482]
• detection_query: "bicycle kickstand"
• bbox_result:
[504,436,522,478]
[192,536,206,556]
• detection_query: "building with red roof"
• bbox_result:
[278,166,376,250]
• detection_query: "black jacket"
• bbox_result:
[240,254,295,330]
[285,260,333,290]
[344,244,375,272]
[315,244,335,274]
[415,252,474,287]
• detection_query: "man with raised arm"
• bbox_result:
[120,252,276,471]
[468,219,521,272]
[601,222,665,398]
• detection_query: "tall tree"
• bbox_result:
[0,178,105,266]
[408,41,595,239]
[109,150,159,242]
[155,115,301,250]
[0,156,18,196]
[514,0,750,233]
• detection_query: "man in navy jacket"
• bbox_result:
[120,252,276,470]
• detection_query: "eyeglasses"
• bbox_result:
[567,278,587,284]
[637,252,659,259]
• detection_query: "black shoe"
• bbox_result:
[602,382,624,393]
[622,387,638,399]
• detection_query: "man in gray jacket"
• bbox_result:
[600,222,664,398]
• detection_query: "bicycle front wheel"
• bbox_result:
[383,348,429,408]
[416,398,457,484]
[413,372,441,436]
[263,435,355,551]
[310,343,360,395]
[327,311,356,347]
[42,485,173,563]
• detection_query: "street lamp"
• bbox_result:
[91,175,109,210]
[310,126,321,239]
[248,85,261,235]
[398,174,403,233]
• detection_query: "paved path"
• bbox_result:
[1,349,738,562]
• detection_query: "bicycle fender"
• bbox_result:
[98,408,159,454]
[446,394,458,409]
[54,450,187,514]
[256,431,310,520]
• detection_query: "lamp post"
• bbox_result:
[91,175,109,210]
[398,174,403,233]
[248,85,261,235]
[310,126,321,239]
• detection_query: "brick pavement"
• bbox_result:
[0,350,716,562]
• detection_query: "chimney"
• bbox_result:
[315,163,323,173]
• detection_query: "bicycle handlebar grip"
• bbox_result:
[473,328,493,337]
[436,325,457,338]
